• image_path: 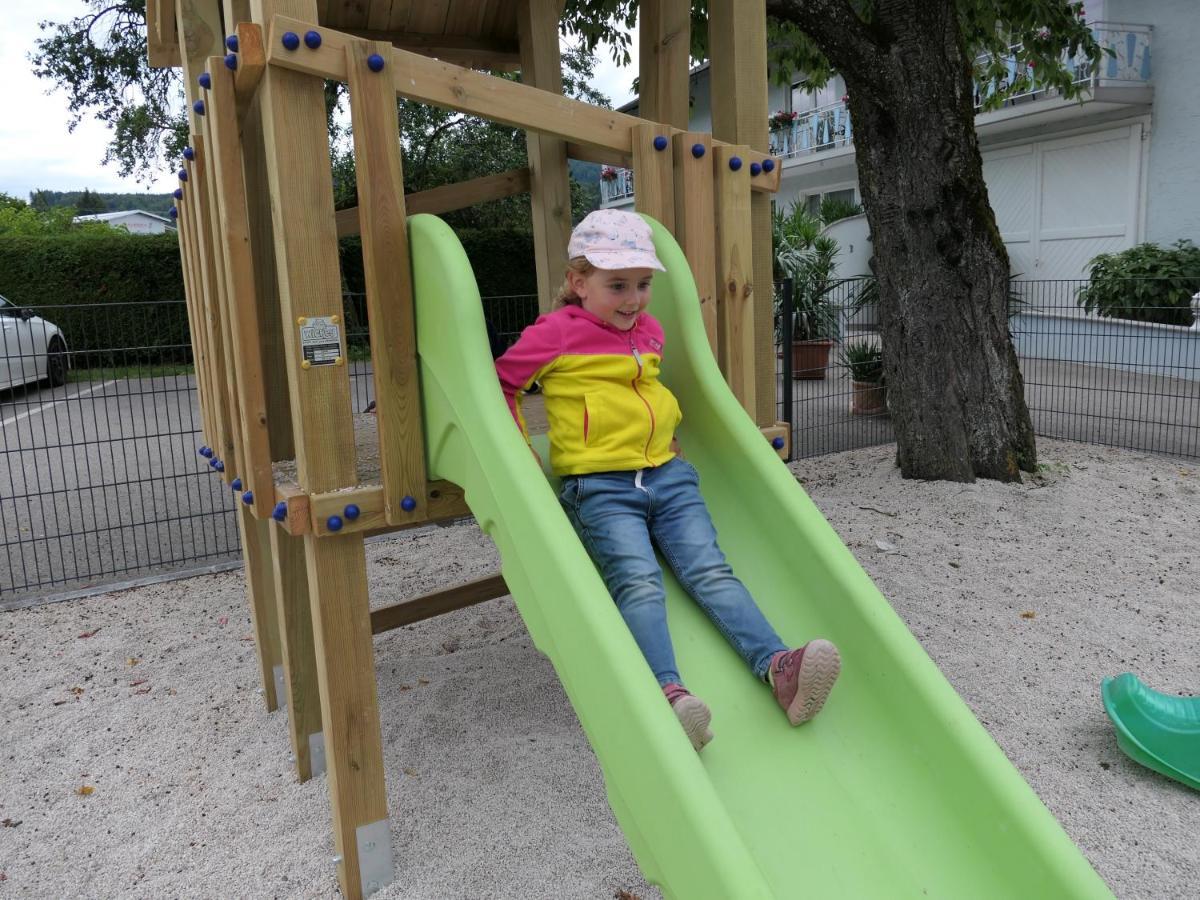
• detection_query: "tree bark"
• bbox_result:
[766,0,1037,482]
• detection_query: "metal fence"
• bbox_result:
[775,277,1200,461]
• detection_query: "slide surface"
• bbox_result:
[409,213,1113,899]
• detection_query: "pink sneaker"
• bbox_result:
[662,683,713,751]
[769,640,841,725]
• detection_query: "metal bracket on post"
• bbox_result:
[273,665,287,712]
[356,819,394,897]
[308,732,327,777]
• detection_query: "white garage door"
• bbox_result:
[983,124,1143,280]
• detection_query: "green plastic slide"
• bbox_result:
[408,213,1113,898]
[1102,673,1200,792]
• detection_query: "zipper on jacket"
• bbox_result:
[629,334,656,463]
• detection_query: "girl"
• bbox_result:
[495,209,840,751]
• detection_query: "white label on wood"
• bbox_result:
[298,316,342,367]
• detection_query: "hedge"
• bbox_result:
[0,227,538,367]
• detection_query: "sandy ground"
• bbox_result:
[1,439,1197,899]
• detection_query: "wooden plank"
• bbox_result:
[713,144,756,415]
[386,0,413,30]
[307,479,471,536]
[709,0,777,426]
[207,56,277,518]
[632,122,675,234]
[239,506,285,710]
[673,132,718,354]
[406,0,451,34]
[148,0,183,67]
[176,188,215,449]
[760,422,790,460]
[234,22,267,117]
[264,15,782,190]
[347,40,428,526]
[272,481,312,533]
[342,30,520,69]
[335,168,531,237]
[269,524,324,782]
[564,142,631,169]
[176,0,224,131]
[638,0,690,129]
[196,123,249,487]
[370,573,509,634]
[517,0,571,313]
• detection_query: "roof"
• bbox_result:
[74,210,175,225]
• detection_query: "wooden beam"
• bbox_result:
[305,480,471,536]
[760,422,790,460]
[342,27,521,68]
[239,506,285,711]
[638,0,691,129]
[632,122,675,234]
[564,142,632,169]
[370,574,509,634]
[334,168,532,237]
[517,0,572,314]
[176,185,215,450]
[713,144,756,414]
[347,40,428,526]
[148,0,183,67]
[673,132,718,354]
[176,0,224,130]
[234,22,267,117]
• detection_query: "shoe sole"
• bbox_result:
[673,695,714,751]
[787,639,841,725]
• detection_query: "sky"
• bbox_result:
[0,0,638,203]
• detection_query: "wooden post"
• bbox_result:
[632,123,675,234]
[517,0,572,313]
[346,40,428,526]
[638,0,691,129]
[175,186,215,450]
[713,145,756,412]
[238,506,284,710]
[254,1,390,896]
[709,0,776,427]
[673,132,717,352]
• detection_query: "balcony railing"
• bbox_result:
[769,100,853,161]
[974,22,1151,108]
[600,168,636,205]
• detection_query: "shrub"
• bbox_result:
[839,341,884,383]
[1076,240,1200,327]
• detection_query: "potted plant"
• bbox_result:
[600,165,619,182]
[769,109,798,132]
[839,341,887,415]
[773,203,842,378]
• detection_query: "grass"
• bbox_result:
[68,363,195,383]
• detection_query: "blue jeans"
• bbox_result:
[559,456,786,687]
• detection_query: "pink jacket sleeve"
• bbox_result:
[494,313,562,438]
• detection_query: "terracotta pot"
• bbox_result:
[790,339,834,379]
[851,380,887,415]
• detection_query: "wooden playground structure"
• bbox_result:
[148,0,786,895]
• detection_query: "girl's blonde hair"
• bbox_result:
[553,257,595,308]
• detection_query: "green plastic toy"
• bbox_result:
[408,212,1113,898]
[1102,673,1200,792]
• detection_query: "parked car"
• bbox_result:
[0,294,68,391]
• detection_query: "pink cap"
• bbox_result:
[568,209,666,272]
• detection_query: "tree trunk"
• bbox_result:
[770,0,1037,482]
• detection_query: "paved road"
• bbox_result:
[2,354,1194,603]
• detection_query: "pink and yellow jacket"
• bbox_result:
[495,304,682,476]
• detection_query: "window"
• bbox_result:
[802,188,858,218]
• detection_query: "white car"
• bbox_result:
[0,294,68,391]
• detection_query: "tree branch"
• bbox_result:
[765,0,884,81]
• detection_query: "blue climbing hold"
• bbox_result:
[401,495,417,512]
[762,158,775,173]
[183,146,195,161]
[750,162,762,176]
[653,135,668,151]
[198,72,211,90]
[168,207,178,219]
[772,436,785,450]
[367,53,386,72]
[691,143,706,159]
[232,478,243,491]
[327,515,343,532]
[178,168,188,182]
[173,188,183,200]
[304,30,322,49]
[226,34,239,53]
[193,99,205,115]
[281,31,300,51]
[272,502,287,522]
[728,156,743,172]
[224,53,238,71]
[344,504,360,520]
[242,491,254,505]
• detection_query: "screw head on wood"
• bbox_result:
[173,188,183,200]
[242,491,253,505]
[192,99,205,116]
[750,162,762,176]
[272,502,287,522]
[225,34,239,53]
[728,156,742,171]
[183,146,195,160]
[327,515,343,532]
[281,31,300,51]
[367,53,386,72]
[168,207,178,219]
[762,158,776,173]
[198,72,211,90]
[304,30,322,49]
[653,135,668,151]
[344,504,360,520]
[691,143,705,158]
[401,496,417,512]
[224,53,238,71]
[215,461,225,472]
[178,169,188,182]
[231,478,243,492]
[772,436,785,449]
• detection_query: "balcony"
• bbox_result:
[599,166,636,206]
[769,101,853,162]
